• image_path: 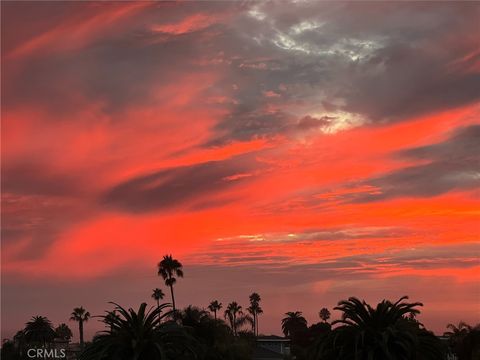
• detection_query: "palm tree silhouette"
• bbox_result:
[247,292,263,336]
[444,321,472,339]
[151,288,165,321]
[104,311,120,331]
[444,322,479,360]
[55,323,73,341]
[79,302,198,360]
[70,306,90,348]
[208,300,222,321]
[157,255,183,315]
[311,296,444,359]
[24,316,55,345]
[180,305,209,327]
[281,311,307,338]
[319,308,331,323]
[224,302,243,336]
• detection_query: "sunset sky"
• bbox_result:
[1,1,479,341]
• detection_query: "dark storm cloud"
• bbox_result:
[354,125,480,201]
[102,156,256,213]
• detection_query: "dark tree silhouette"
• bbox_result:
[14,330,26,355]
[208,300,222,321]
[444,322,480,360]
[247,292,263,336]
[177,305,255,360]
[235,314,254,334]
[151,288,165,321]
[281,311,307,338]
[310,296,445,360]
[224,302,243,336]
[79,302,199,360]
[70,306,90,348]
[24,316,55,345]
[104,311,120,331]
[180,305,209,327]
[157,255,183,315]
[319,308,331,323]
[55,323,73,341]
[444,321,472,340]
[0,340,18,360]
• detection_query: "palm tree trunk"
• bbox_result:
[214,310,217,321]
[156,299,161,323]
[169,283,176,315]
[233,314,237,336]
[256,313,259,337]
[79,320,84,347]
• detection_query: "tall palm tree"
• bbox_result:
[311,296,444,360]
[157,255,184,314]
[224,302,243,336]
[281,311,307,338]
[208,300,222,321]
[70,306,91,348]
[151,288,166,321]
[79,302,199,360]
[248,292,263,337]
[24,316,55,345]
[55,323,73,341]
[319,308,331,323]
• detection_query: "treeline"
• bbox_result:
[3,298,479,360]
[2,254,479,359]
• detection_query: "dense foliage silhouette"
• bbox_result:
[309,296,445,360]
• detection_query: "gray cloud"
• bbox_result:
[102,156,257,213]
[1,2,238,116]
[355,125,480,201]
[207,1,480,141]
[2,162,81,196]
[4,2,478,144]
[400,125,480,162]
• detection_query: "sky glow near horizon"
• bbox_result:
[1,1,479,340]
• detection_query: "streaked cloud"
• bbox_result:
[1,0,479,339]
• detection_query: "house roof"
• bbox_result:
[257,335,290,342]
[252,345,284,360]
